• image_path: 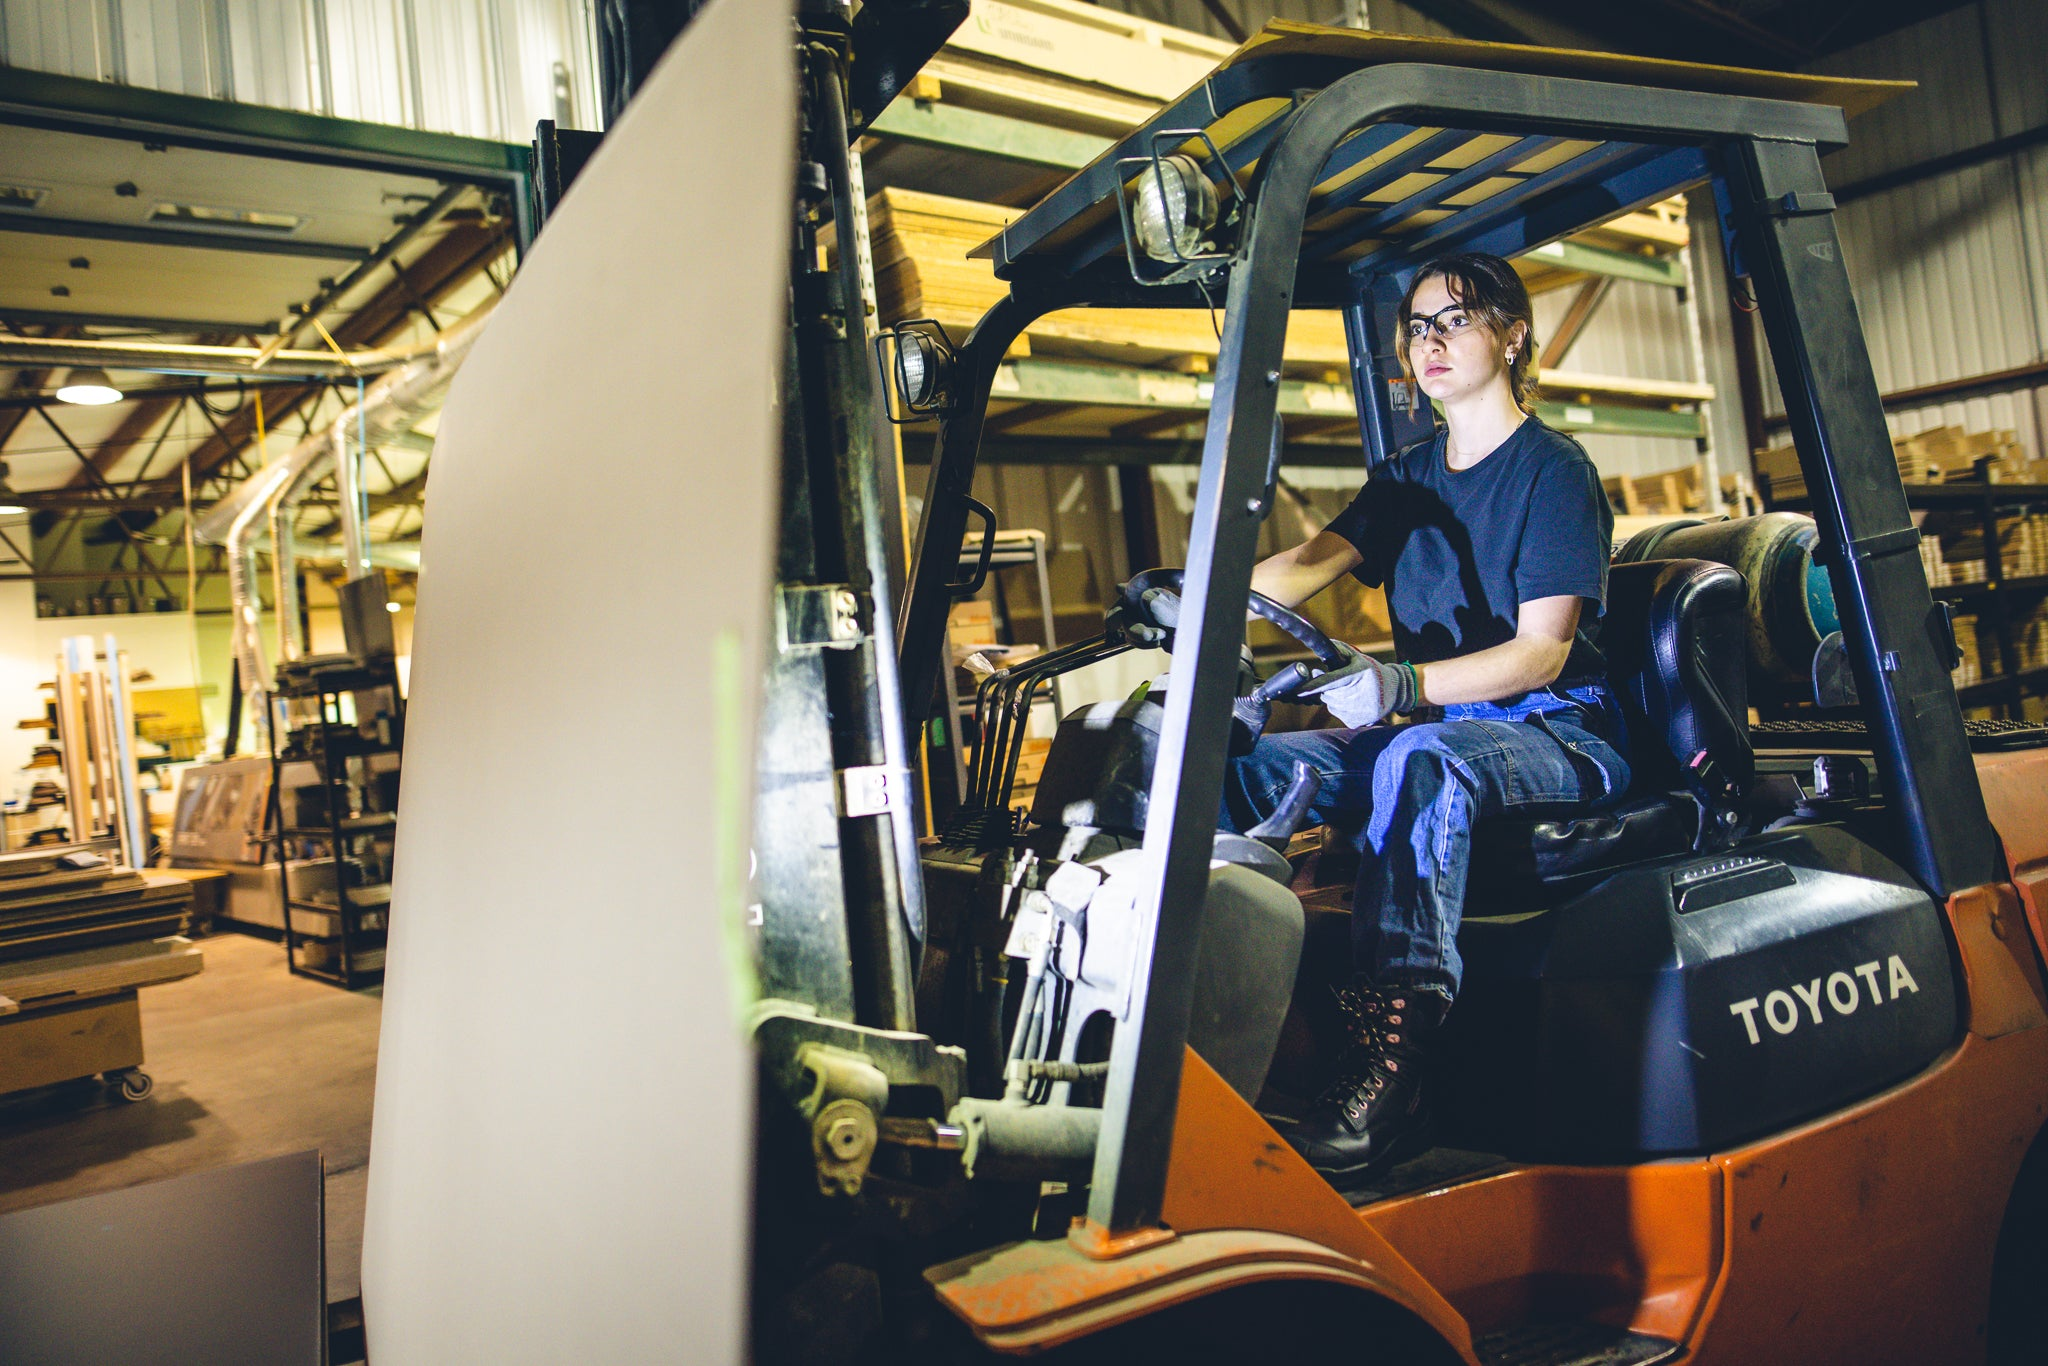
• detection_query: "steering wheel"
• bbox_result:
[1115,567,1370,752]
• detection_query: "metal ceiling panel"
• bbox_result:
[0,123,449,249]
[0,229,337,330]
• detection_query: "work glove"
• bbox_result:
[1124,586,1180,646]
[1301,655,1418,729]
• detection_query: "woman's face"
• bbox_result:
[1404,273,1522,405]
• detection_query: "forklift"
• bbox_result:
[752,12,2048,1364]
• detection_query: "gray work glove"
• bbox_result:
[1301,655,1418,728]
[1124,586,1181,646]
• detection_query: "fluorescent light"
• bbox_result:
[0,505,26,516]
[56,367,122,405]
[149,201,304,234]
[385,601,402,613]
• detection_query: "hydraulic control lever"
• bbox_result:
[1245,761,1323,852]
[1229,642,1369,754]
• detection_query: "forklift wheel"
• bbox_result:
[110,1068,153,1102]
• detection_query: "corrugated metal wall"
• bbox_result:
[0,0,602,141]
[1768,0,2048,459]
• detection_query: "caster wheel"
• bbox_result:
[111,1069,153,1102]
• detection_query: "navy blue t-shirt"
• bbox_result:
[1323,418,1612,681]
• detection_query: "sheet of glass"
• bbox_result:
[360,1,788,1359]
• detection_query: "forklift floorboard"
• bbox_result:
[0,930,379,1306]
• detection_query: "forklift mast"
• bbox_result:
[892,38,2005,1239]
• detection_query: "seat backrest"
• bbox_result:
[1029,699,1162,835]
[1603,558,1754,799]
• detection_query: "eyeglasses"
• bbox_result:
[1403,304,1476,343]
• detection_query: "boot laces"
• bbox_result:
[1315,984,1411,1118]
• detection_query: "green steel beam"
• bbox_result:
[903,433,1367,468]
[1534,400,1704,439]
[1523,238,1686,289]
[991,358,1699,439]
[992,357,1361,423]
[869,98,1110,170]
[0,65,528,184]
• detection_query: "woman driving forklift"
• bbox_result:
[1213,251,1629,1180]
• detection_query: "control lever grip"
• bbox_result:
[1229,661,1311,755]
[1245,761,1323,852]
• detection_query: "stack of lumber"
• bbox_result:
[867,188,1350,372]
[2022,605,2048,674]
[1919,531,1948,588]
[1604,461,1708,515]
[2002,512,2048,579]
[1758,427,2041,501]
[1951,614,1983,690]
[1892,427,2030,484]
[0,850,192,964]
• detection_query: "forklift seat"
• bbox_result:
[1465,557,1753,897]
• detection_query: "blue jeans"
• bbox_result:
[1220,684,1631,998]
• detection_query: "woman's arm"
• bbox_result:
[1413,595,1581,706]
[1249,530,1364,610]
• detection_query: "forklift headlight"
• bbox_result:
[1112,131,1243,288]
[1133,153,1219,264]
[875,319,958,421]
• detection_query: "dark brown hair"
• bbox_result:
[1397,252,1539,413]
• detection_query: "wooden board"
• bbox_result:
[362,0,769,1355]
[0,936,202,1016]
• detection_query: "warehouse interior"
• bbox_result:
[0,1,2045,1362]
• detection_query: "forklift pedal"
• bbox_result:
[1473,1322,1680,1366]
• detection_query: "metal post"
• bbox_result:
[895,294,1040,726]
[1345,270,1431,467]
[1676,233,1721,509]
[1715,140,2002,893]
[1086,92,1335,1240]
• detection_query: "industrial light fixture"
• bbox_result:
[56,367,122,405]
[149,202,305,235]
[875,318,959,421]
[1133,153,1219,263]
[1113,130,1244,288]
[0,461,26,516]
[385,601,402,613]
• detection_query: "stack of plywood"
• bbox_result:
[1758,426,2038,501]
[1892,426,2028,483]
[0,851,192,963]
[868,188,1350,372]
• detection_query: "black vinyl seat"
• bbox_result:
[1465,558,1753,898]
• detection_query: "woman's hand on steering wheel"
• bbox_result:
[1115,567,1377,751]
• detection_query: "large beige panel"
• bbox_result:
[359,1,788,1359]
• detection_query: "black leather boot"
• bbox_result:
[1283,979,1448,1181]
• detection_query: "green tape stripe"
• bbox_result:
[711,626,759,1017]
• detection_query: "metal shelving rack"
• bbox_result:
[270,663,403,989]
[1772,479,2048,717]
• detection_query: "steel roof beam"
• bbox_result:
[0,214,370,262]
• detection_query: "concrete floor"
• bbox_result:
[0,930,381,1305]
